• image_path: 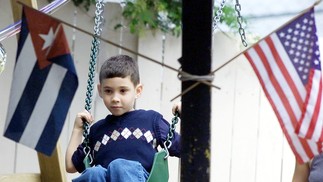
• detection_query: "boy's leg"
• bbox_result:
[72,165,107,182]
[106,158,149,182]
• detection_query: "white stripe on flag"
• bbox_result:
[247,47,309,162]
[270,34,307,99]
[307,139,320,155]
[313,90,323,140]
[5,35,37,131]
[19,64,67,148]
[299,70,322,141]
[259,38,302,118]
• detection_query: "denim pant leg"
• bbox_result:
[72,165,107,182]
[106,158,149,182]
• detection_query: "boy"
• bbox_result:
[65,55,181,181]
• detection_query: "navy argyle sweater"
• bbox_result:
[72,109,181,173]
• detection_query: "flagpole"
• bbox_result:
[170,0,322,101]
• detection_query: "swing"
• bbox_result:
[80,0,179,181]
[147,112,179,182]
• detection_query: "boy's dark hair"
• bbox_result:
[99,55,140,86]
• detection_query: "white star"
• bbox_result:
[39,27,55,51]
[279,32,285,38]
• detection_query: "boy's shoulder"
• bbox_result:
[90,117,106,129]
[134,109,162,117]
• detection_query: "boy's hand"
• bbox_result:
[172,101,182,116]
[74,110,94,130]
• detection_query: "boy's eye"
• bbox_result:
[104,89,112,94]
[120,89,128,93]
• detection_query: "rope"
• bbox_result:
[178,70,214,82]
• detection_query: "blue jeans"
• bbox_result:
[72,158,149,182]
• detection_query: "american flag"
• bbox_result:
[3,6,78,156]
[244,8,322,164]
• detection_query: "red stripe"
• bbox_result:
[244,46,314,164]
[305,73,322,139]
[265,37,304,109]
[253,41,298,128]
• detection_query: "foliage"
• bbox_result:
[117,0,182,37]
[216,5,245,30]
[72,0,95,11]
[48,0,95,11]
[51,0,247,37]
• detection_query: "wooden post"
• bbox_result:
[10,1,66,181]
[11,0,37,23]
[180,0,212,181]
[37,143,66,182]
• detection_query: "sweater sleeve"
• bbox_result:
[155,113,181,157]
[71,144,86,173]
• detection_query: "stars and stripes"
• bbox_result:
[244,8,322,164]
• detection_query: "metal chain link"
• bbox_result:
[83,0,105,166]
[212,0,226,33]
[164,112,180,149]
[235,0,248,47]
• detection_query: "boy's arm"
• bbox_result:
[65,110,93,173]
[65,127,83,173]
[292,159,310,182]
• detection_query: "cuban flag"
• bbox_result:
[3,5,78,156]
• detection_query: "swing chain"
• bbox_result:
[235,0,248,47]
[82,0,105,166]
[164,112,180,149]
[94,0,105,36]
[212,0,226,33]
[84,0,105,113]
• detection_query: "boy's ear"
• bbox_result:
[97,84,103,98]
[135,83,143,98]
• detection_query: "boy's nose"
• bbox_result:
[111,94,120,102]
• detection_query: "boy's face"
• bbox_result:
[97,76,142,116]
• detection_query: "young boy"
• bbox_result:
[65,55,181,181]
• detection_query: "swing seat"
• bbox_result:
[147,150,169,182]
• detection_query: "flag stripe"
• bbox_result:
[245,46,314,163]
[36,70,78,155]
[256,40,299,125]
[4,61,50,141]
[19,64,67,149]
[4,35,36,131]
[298,70,322,139]
[267,35,305,109]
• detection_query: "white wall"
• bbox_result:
[0,1,298,182]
